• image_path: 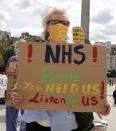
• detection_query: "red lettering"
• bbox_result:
[82,96,90,106]
[49,96,54,103]
[60,98,66,104]
[54,98,59,104]
[39,94,44,102]
[28,93,66,104]
[29,93,39,103]
[91,96,98,105]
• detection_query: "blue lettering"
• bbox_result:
[74,45,86,65]
[62,45,72,63]
[45,44,60,63]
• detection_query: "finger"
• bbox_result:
[11,97,22,105]
[11,95,22,101]
[100,109,110,116]
[97,112,102,119]
[13,99,22,104]
[11,92,21,97]
[12,101,19,105]
[12,97,22,101]
[104,104,111,114]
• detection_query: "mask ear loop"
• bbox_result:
[44,24,50,41]
[64,37,68,43]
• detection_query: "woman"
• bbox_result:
[5,41,26,131]
[11,8,111,131]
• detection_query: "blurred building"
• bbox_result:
[94,41,116,71]
[20,32,43,42]
[0,30,11,41]
[0,30,11,46]
[110,45,116,70]
[0,30,44,46]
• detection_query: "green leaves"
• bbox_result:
[0,46,15,72]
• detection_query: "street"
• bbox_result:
[0,84,116,131]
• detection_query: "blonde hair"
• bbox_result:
[41,8,69,40]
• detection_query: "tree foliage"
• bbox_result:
[0,46,15,73]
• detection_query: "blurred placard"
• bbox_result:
[73,26,84,43]
[0,74,8,90]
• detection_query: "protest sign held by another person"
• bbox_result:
[5,61,17,105]
[0,74,7,105]
[73,26,84,44]
[5,40,26,131]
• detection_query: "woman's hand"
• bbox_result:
[97,101,111,119]
[11,90,23,105]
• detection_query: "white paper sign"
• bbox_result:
[0,74,8,90]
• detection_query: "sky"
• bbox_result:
[0,0,116,44]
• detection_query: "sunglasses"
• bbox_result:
[47,19,70,26]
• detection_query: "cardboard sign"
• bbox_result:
[5,62,17,106]
[0,74,8,90]
[73,27,84,43]
[16,42,107,112]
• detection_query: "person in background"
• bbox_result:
[109,79,112,86]
[113,85,116,105]
[5,40,26,131]
[11,8,111,131]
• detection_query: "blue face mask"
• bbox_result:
[15,48,19,55]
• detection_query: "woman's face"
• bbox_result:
[47,12,69,29]
[46,12,70,43]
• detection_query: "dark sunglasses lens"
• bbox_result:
[61,21,69,26]
[47,20,57,25]
[48,20,69,26]
[51,21,59,25]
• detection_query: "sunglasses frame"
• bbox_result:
[47,19,70,26]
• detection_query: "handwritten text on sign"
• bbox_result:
[17,42,107,112]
